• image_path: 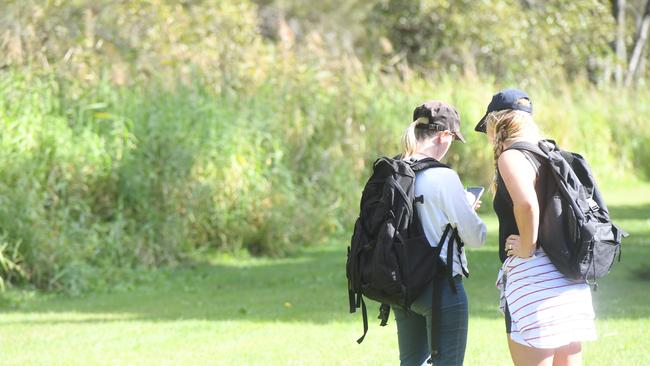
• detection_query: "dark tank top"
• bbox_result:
[493,146,550,263]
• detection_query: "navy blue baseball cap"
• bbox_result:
[474,88,532,133]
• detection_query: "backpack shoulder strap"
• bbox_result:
[409,157,450,172]
[504,140,557,174]
[506,140,546,157]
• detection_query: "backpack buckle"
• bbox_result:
[586,198,599,212]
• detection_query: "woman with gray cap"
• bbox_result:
[394,100,486,366]
[475,89,596,366]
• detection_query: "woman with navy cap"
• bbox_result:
[475,89,596,366]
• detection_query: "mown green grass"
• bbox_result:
[0,181,649,365]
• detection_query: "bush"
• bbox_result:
[0,0,648,292]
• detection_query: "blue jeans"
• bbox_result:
[393,276,468,366]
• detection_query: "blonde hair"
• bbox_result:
[400,117,440,159]
[486,98,538,190]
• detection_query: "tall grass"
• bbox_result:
[0,65,648,292]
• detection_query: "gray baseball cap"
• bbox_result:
[412,100,465,143]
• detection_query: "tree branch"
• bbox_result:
[625,0,650,86]
[615,0,627,86]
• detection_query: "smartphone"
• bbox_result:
[466,186,485,208]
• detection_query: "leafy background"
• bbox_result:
[0,0,649,293]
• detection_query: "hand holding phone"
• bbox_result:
[466,186,485,209]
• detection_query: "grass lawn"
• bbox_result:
[1,181,649,365]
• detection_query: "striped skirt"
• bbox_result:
[496,248,597,349]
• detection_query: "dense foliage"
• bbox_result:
[0,0,648,292]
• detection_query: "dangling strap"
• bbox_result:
[429,272,443,362]
[348,247,357,313]
[356,296,368,344]
[439,225,453,295]
[457,234,469,278]
[427,224,451,361]
[448,228,469,280]
[446,228,458,294]
[378,303,391,326]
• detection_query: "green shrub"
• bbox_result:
[2,66,648,293]
[0,0,648,292]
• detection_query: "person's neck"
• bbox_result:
[413,144,446,161]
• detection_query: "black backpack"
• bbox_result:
[509,140,628,288]
[346,156,465,354]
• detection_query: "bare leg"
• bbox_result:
[552,342,582,366]
[508,335,554,366]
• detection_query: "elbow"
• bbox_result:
[514,199,536,211]
[514,200,538,217]
[477,227,487,247]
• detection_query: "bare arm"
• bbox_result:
[498,149,538,258]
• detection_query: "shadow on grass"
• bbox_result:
[2,238,650,327]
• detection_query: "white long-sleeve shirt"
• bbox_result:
[414,167,487,277]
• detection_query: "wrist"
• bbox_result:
[523,243,536,257]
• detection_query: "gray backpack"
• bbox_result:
[509,140,628,288]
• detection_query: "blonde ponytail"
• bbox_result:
[401,122,418,159]
[401,117,431,159]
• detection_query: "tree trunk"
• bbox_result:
[625,0,650,86]
[615,0,627,86]
[635,40,648,83]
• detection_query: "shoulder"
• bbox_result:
[498,149,536,185]
[497,149,532,172]
[417,165,460,182]
[416,166,464,197]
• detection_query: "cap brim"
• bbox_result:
[474,112,488,133]
[454,130,466,143]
